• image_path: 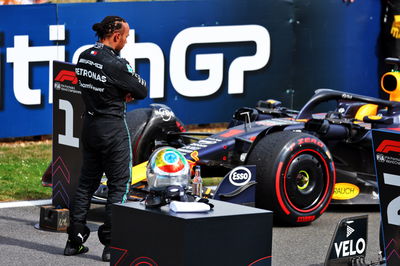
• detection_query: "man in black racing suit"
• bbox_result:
[63,16,147,262]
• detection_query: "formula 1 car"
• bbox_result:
[99,58,400,226]
[46,59,400,226]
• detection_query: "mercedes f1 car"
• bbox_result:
[46,58,400,226]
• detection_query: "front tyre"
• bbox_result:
[126,105,186,165]
[247,131,335,225]
[126,108,153,165]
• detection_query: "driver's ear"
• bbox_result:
[113,33,119,43]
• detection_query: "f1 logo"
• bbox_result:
[55,70,78,84]
[376,140,400,154]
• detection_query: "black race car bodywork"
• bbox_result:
[118,84,400,225]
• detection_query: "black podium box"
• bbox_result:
[110,200,272,266]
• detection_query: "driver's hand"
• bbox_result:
[125,93,133,103]
[391,15,400,39]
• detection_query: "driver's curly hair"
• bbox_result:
[92,16,126,40]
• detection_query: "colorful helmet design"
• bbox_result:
[146,147,190,190]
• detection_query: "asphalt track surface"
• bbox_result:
[0,202,381,266]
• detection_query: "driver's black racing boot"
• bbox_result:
[102,246,111,262]
[64,239,89,256]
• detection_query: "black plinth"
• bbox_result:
[110,199,272,266]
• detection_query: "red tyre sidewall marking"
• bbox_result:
[276,149,330,214]
[275,162,290,215]
[319,161,336,215]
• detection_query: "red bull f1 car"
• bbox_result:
[47,58,400,226]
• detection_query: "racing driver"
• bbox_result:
[63,16,147,262]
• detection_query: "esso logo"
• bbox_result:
[229,166,251,186]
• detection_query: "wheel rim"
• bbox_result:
[283,149,330,212]
[296,170,310,190]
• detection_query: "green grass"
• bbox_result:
[0,138,222,202]
[0,141,52,201]
[203,177,223,187]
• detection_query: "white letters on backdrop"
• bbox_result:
[7,24,270,105]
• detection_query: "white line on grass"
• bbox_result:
[0,199,51,209]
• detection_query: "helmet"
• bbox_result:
[146,147,190,191]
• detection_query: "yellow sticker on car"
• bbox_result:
[332,183,360,200]
[131,161,148,185]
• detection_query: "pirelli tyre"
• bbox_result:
[126,108,153,165]
[247,131,335,226]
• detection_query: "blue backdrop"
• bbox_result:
[0,0,381,138]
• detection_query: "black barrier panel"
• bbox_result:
[52,61,83,209]
[372,129,400,266]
